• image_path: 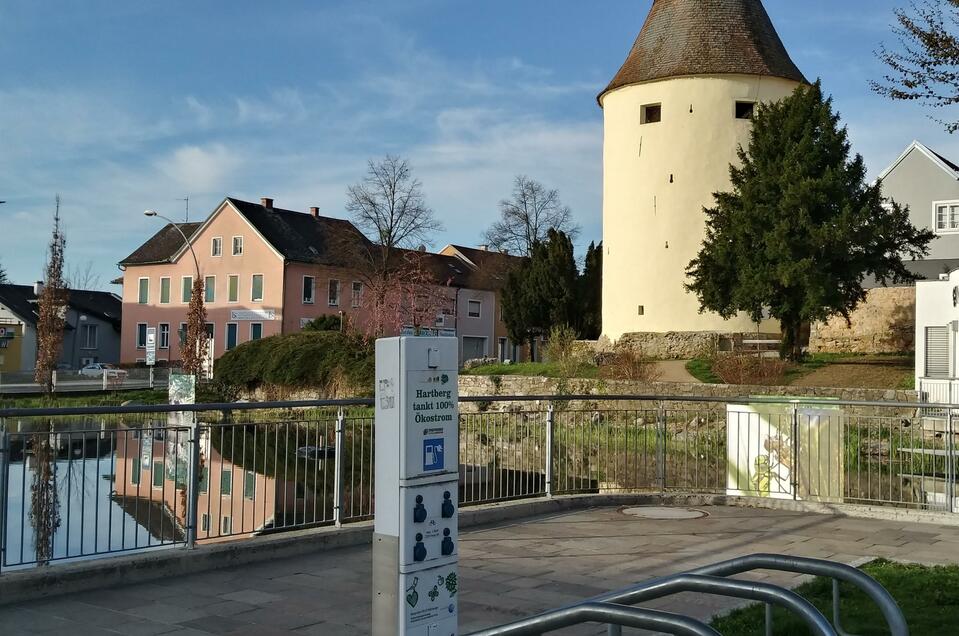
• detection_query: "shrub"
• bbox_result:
[543,325,589,379]
[214,330,374,397]
[598,347,662,382]
[302,315,342,332]
[712,353,790,385]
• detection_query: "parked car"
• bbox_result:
[78,363,127,379]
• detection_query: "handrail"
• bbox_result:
[466,602,720,636]
[469,574,836,636]
[687,553,908,636]
[0,390,937,419]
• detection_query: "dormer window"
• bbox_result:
[735,101,756,120]
[641,103,662,124]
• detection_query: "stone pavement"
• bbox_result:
[3,505,959,635]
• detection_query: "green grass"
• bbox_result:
[462,361,599,379]
[711,559,959,635]
[686,358,723,384]
[0,389,169,409]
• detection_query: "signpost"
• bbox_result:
[374,337,459,636]
[145,327,157,367]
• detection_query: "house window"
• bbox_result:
[232,236,243,255]
[160,277,171,304]
[222,517,232,534]
[250,323,263,341]
[251,274,264,302]
[641,103,662,124]
[925,326,950,378]
[221,469,233,495]
[80,324,98,349]
[228,275,239,303]
[178,322,187,347]
[201,513,209,532]
[131,457,141,485]
[352,282,363,308]
[468,300,481,318]
[225,323,238,351]
[211,237,223,257]
[735,101,756,119]
[138,278,149,304]
[159,323,170,349]
[328,280,340,307]
[204,276,216,303]
[199,466,209,493]
[152,461,164,488]
[244,471,255,499]
[638,305,645,316]
[303,276,315,304]
[498,337,508,362]
[934,201,959,233]
[181,276,193,303]
[136,323,148,349]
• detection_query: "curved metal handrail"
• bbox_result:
[467,602,719,636]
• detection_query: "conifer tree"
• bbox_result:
[578,241,602,339]
[0,260,8,284]
[686,81,934,361]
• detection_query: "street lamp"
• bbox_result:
[144,210,199,278]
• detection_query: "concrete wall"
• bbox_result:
[809,287,915,354]
[601,74,798,340]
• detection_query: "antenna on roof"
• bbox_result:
[178,196,190,222]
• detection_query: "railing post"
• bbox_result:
[333,408,346,527]
[948,409,956,515]
[102,369,108,391]
[0,423,8,575]
[185,420,202,549]
[607,624,622,636]
[51,369,57,392]
[657,402,666,493]
[791,404,800,501]
[545,403,555,498]
[149,367,155,390]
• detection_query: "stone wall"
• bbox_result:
[809,287,915,354]
[615,331,720,359]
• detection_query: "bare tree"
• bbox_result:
[0,260,8,284]
[344,155,444,334]
[484,175,579,256]
[872,0,959,132]
[180,278,208,379]
[35,196,68,392]
[364,251,455,338]
[65,259,102,290]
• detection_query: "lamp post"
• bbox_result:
[144,210,199,278]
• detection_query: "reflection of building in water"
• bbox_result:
[114,425,320,541]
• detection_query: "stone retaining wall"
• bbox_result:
[809,287,915,354]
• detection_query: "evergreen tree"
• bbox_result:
[686,81,934,361]
[578,241,602,339]
[0,260,8,284]
[502,229,579,345]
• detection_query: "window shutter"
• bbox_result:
[925,326,950,378]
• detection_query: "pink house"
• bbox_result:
[118,197,527,366]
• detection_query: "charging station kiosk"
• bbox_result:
[373,337,459,636]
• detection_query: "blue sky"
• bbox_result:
[0,0,954,288]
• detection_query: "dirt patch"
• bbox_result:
[790,361,912,389]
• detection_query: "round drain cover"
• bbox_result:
[622,506,707,520]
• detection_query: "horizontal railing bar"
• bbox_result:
[0,398,375,418]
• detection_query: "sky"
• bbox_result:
[0,0,955,289]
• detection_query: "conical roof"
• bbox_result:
[600,0,806,104]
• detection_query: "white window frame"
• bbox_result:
[734,101,756,120]
[933,200,959,235]
[181,276,193,303]
[351,281,363,308]
[225,322,239,351]
[303,276,315,304]
[136,322,148,349]
[250,322,263,341]
[204,275,216,303]
[159,277,171,304]
[468,299,482,318]
[211,236,223,257]
[137,277,149,304]
[159,323,170,349]
[232,235,244,256]
[641,103,662,125]
[228,275,239,303]
[80,324,98,350]
[251,274,264,302]
[328,279,340,307]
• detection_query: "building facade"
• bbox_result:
[119,198,522,367]
[0,283,122,372]
[600,0,806,343]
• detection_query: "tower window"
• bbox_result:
[641,103,662,124]
[638,305,645,316]
[735,102,755,120]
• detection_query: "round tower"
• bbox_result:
[600,0,806,346]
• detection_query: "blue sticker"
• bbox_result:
[424,438,445,471]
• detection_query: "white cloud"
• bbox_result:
[154,144,244,193]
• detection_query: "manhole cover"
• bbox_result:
[622,506,707,520]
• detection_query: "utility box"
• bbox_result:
[373,337,459,636]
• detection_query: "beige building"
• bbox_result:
[600,0,807,344]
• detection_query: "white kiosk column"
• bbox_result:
[374,337,459,636]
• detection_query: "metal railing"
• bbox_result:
[469,553,908,636]
[0,367,170,395]
[1,393,957,572]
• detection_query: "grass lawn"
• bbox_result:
[462,361,599,379]
[686,353,913,390]
[711,559,959,635]
[686,358,723,384]
[0,389,170,409]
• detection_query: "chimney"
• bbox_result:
[33,281,44,296]
[261,197,274,211]
[417,244,427,252]
[479,244,489,251]
[310,206,320,218]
